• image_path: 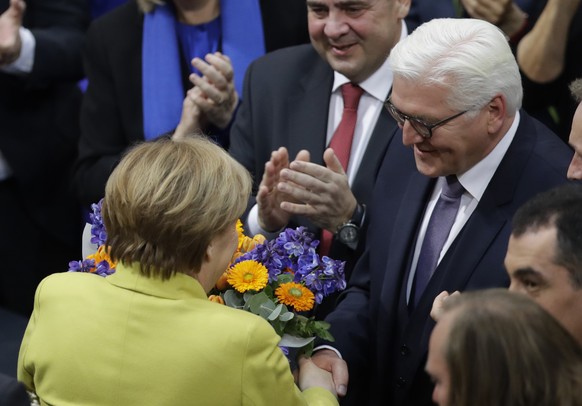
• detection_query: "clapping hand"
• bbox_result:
[277,148,357,232]
[257,147,310,232]
[189,52,238,129]
[0,0,25,66]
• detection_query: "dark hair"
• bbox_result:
[511,183,582,288]
[442,289,582,406]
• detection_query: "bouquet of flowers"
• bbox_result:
[70,200,347,355]
[68,199,116,276]
[210,222,346,355]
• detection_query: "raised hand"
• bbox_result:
[461,0,511,25]
[277,148,357,232]
[430,290,461,322]
[257,147,310,232]
[188,52,238,129]
[173,86,203,140]
[0,0,25,66]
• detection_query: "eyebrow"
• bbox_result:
[511,267,546,282]
[389,99,439,123]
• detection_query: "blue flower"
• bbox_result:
[89,199,107,247]
[68,259,96,273]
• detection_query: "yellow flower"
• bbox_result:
[227,260,269,293]
[236,220,245,249]
[275,282,315,312]
[87,245,117,272]
[208,295,225,305]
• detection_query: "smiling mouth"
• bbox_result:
[330,43,355,54]
[415,145,437,154]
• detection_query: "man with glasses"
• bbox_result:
[228,0,411,319]
[313,18,573,406]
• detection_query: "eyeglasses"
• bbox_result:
[385,98,468,139]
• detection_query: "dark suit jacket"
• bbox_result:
[325,111,574,406]
[0,0,88,315]
[228,44,401,315]
[74,0,310,206]
[0,373,28,406]
[0,0,87,244]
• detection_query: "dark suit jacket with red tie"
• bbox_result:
[228,44,401,317]
[324,110,574,406]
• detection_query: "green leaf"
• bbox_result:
[279,311,294,322]
[247,292,271,314]
[258,300,277,319]
[267,303,284,321]
[223,289,244,308]
[277,273,293,284]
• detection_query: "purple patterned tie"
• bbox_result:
[412,176,464,307]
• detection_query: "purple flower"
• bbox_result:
[68,259,96,273]
[233,226,347,303]
[94,260,115,277]
[89,199,107,247]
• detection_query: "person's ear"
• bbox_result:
[200,238,216,273]
[486,95,506,134]
[395,0,411,19]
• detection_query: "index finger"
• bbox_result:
[205,53,234,81]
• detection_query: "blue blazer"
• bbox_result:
[325,111,574,405]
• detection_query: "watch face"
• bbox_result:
[339,224,359,243]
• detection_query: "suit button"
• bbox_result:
[396,377,406,388]
[400,345,410,356]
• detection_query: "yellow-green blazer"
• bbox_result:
[18,263,337,405]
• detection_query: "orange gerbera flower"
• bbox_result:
[87,245,117,272]
[275,282,315,312]
[227,260,269,293]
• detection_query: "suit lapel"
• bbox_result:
[351,109,399,202]
[286,61,333,166]
[378,172,434,331]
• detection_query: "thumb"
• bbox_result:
[8,0,26,21]
[323,148,345,175]
[295,149,311,162]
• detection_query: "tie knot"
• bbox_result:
[341,83,364,111]
[442,175,464,199]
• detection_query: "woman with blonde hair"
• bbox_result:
[18,136,338,405]
[426,289,582,406]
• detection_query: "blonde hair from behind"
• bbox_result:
[103,136,252,279]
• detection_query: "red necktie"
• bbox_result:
[320,83,364,256]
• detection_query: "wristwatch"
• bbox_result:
[337,203,366,249]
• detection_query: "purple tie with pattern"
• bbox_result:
[412,175,464,307]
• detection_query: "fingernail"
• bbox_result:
[337,385,347,396]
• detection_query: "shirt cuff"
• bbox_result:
[247,204,285,239]
[313,345,343,359]
[1,27,35,74]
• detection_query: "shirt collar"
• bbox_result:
[331,21,408,102]
[457,111,520,201]
[106,262,207,300]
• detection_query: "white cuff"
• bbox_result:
[247,204,284,239]
[313,345,343,359]
[1,27,35,74]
